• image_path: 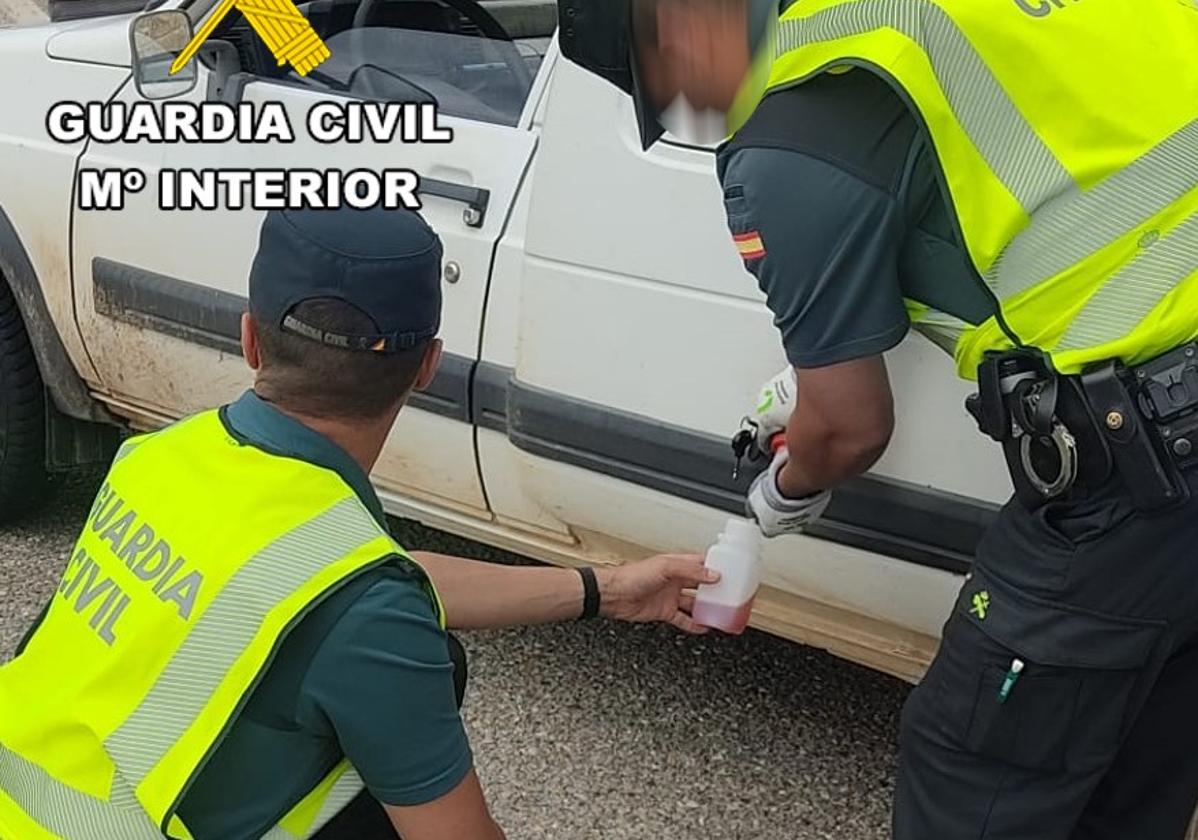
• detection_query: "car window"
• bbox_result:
[213,0,559,127]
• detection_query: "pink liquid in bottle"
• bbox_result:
[691,598,755,635]
[693,519,762,635]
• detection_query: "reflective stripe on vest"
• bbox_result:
[0,746,162,840]
[758,0,1198,376]
[1059,213,1198,351]
[0,748,366,840]
[104,497,385,790]
[265,762,366,840]
[0,410,442,840]
[776,1,1073,216]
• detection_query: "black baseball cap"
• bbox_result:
[249,206,443,354]
[558,0,664,150]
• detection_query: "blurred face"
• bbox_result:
[637,0,751,112]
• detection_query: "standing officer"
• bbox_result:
[0,206,716,840]
[560,0,1198,837]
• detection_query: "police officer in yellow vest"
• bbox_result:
[561,0,1198,837]
[0,206,718,840]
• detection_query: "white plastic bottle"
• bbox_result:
[692,518,763,635]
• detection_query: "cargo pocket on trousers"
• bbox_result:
[935,570,1165,773]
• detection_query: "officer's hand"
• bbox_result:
[599,555,719,634]
[746,449,832,538]
[748,367,798,455]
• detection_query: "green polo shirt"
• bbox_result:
[175,390,472,840]
[717,68,998,368]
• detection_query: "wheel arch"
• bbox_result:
[0,202,110,423]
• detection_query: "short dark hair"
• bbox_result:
[253,298,431,420]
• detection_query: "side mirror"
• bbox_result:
[130,10,198,100]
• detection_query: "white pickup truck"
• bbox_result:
[0,0,1015,683]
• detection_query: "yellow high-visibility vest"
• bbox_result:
[0,410,443,840]
[733,0,1198,378]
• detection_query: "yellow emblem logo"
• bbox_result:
[171,0,330,77]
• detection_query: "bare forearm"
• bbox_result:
[411,552,602,630]
[779,402,887,497]
[389,810,505,840]
[386,769,506,840]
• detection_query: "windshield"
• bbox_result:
[320,27,531,126]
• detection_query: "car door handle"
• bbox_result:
[419,178,491,228]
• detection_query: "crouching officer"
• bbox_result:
[560,0,1198,837]
[0,206,715,840]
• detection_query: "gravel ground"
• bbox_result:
[2,470,907,839]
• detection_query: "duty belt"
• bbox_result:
[967,343,1198,513]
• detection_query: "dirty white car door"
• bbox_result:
[68,0,546,515]
[478,56,1011,678]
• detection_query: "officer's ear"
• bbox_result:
[241,312,262,371]
[413,338,443,392]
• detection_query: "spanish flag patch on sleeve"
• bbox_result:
[733,231,766,261]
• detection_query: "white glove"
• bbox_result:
[746,449,832,538]
[748,367,798,454]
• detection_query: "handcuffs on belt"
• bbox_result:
[966,344,1198,513]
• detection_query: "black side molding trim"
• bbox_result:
[473,360,512,432]
[91,259,472,422]
[0,206,107,422]
[417,353,472,421]
[503,378,993,575]
[93,261,995,572]
[94,258,243,354]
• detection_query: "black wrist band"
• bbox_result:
[577,567,601,620]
